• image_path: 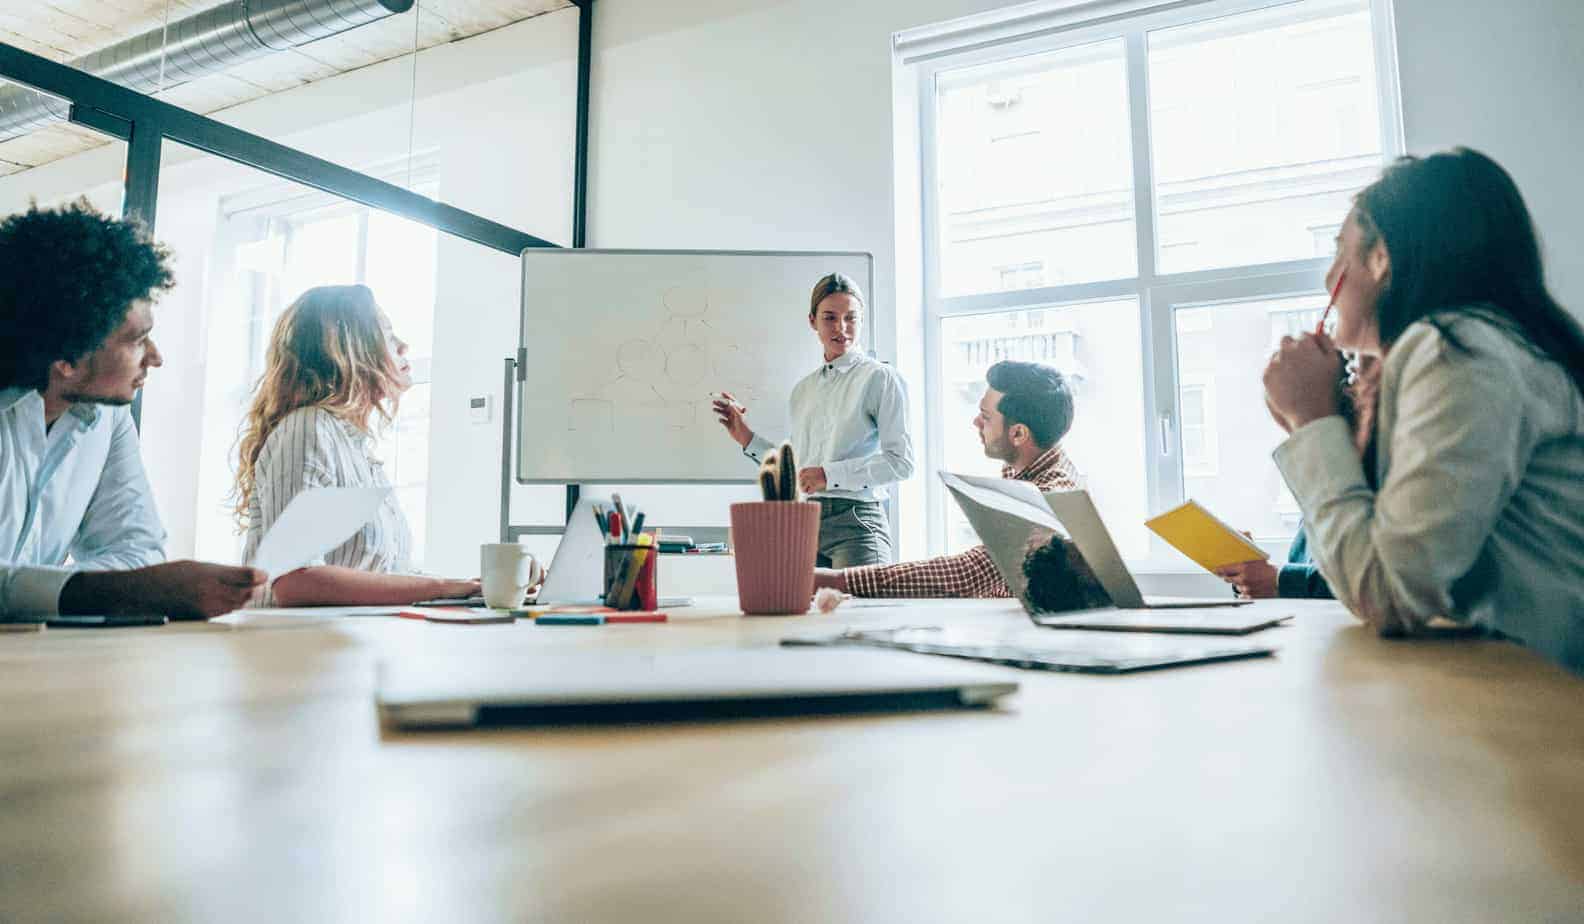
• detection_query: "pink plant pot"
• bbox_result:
[729,501,820,615]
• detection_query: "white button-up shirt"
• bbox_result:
[0,388,166,617]
[746,351,914,501]
[241,407,413,606]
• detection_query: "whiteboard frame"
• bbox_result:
[514,248,877,485]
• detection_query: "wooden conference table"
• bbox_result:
[0,597,1581,923]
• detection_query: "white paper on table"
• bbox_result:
[249,486,390,579]
[230,606,405,618]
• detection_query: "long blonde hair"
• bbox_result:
[233,284,404,526]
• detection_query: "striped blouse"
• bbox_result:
[241,406,413,605]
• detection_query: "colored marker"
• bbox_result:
[612,493,629,543]
[605,612,668,624]
[536,613,606,626]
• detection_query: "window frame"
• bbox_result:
[914,0,1403,568]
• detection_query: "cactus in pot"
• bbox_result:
[731,442,820,614]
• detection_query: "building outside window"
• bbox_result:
[913,0,1400,565]
[996,261,1047,290]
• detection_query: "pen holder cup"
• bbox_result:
[602,544,659,611]
[729,501,820,615]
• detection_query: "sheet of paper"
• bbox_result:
[249,486,390,579]
[232,606,404,618]
[939,472,1064,532]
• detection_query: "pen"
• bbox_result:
[630,511,646,540]
[1317,270,1346,335]
[608,511,622,546]
[612,493,629,543]
[593,503,608,537]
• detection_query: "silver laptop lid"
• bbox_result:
[534,494,609,605]
[940,473,1146,612]
[378,649,1019,727]
[939,472,1067,611]
[1039,490,1148,609]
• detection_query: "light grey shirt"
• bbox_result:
[242,407,413,606]
[0,388,166,618]
[746,350,914,501]
[1274,313,1584,672]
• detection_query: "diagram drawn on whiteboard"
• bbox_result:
[567,284,771,433]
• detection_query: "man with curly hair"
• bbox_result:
[1,200,264,621]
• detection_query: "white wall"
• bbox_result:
[2,0,1581,578]
[1392,0,1584,316]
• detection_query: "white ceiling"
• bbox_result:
[0,0,572,177]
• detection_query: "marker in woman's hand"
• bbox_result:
[709,391,745,413]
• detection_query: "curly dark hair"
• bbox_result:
[1022,535,1112,613]
[0,199,174,391]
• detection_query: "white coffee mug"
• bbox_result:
[480,542,543,609]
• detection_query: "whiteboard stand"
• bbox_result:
[500,353,586,542]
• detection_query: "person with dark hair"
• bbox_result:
[0,200,264,622]
[813,359,1083,598]
[1263,147,1584,672]
[712,272,914,567]
[1022,534,1112,613]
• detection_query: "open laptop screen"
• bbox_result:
[940,473,1114,615]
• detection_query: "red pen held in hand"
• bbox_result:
[1317,270,1347,336]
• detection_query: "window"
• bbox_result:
[1148,3,1385,275]
[1172,293,1329,543]
[914,0,1400,565]
[193,167,441,567]
[1178,378,1218,477]
[939,300,1147,559]
[1309,222,1343,257]
[935,37,1138,297]
[996,261,1047,290]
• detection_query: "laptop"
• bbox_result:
[943,473,1280,634]
[377,649,1017,728]
[417,497,692,609]
[531,496,692,608]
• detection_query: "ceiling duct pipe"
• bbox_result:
[0,0,415,141]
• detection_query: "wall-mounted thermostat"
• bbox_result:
[469,395,492,424]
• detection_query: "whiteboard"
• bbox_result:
[517,249,875,483]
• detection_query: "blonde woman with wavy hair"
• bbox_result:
[235,284,478,606]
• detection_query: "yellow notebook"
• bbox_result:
[1144,500,1268,572]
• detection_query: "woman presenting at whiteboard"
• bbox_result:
[711,272,914,567]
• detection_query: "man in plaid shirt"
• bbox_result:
[814,360,1081,598]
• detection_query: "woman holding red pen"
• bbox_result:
[1258,148,1584,673]
[711,273,914,567]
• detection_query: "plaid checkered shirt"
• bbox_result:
[844,445,1082,598]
